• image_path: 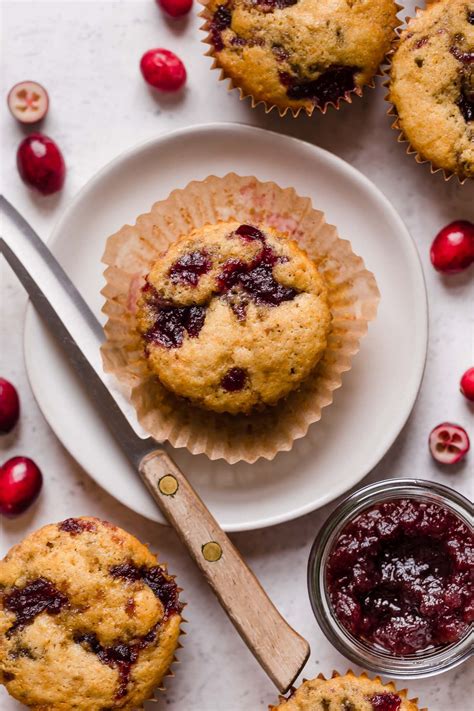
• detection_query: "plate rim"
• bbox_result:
[23,121,429,531]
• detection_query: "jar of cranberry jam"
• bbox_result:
[308,479,473,677]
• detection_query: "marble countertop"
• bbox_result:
[1,1,473,709]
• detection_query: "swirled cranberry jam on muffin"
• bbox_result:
[136,221,331,414]
[389,0,474,180]
[0,518,182,710]
[270,671,422,711]
[202,0,399,113]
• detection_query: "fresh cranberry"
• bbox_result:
[430,221,474,273]
[0,378,20,434]
[157,0,192,17]
[7,81,49,124]
[140,48,186,91]
[16,133,65,195]
[460,368,474,401]
[429,423,470,465]
[0,457,43,517]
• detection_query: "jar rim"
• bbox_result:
[307,478,473,679]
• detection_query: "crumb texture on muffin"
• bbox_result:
[202,0,399,112]
[389,0,474,179]
[136,221,331,414]
[0,518,182,711]
[270,671,422,711]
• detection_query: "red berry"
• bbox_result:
[157,0,192,17]
[17,133,66,195]
[460,368,474,402]
[140,49,186,91]
[430,221,474,274]
[0,379,20,434]
[429,423,470,465]
[7,81,49,124]
[0,457,43,517]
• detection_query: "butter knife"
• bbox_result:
[0,195,310,693]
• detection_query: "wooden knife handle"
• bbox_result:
[139,448,310,693]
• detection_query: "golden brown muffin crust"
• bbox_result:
[389,0,474,179]
[202,0,399,112]
[136,221,331,414]
[0,518,182,710]
[270,671,422,711]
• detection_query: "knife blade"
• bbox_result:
[0,195,310,693]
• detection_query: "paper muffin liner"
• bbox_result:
[198,1,403,118]
[269,670,427,710]
[383,4,469,185]
[101,173,379,464]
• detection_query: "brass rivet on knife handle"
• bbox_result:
[158,474,179,496]
[202,541,222,562]
[139,448,310,693]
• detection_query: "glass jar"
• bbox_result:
[307,478,473,678]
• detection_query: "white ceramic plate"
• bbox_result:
[24,123,428,532]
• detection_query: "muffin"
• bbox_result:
[0,518,183,710]
[102,173,379,462]
[136,221,331,415]
[200,0,400,114]
[388,0,474,180]
[270,671,423,711]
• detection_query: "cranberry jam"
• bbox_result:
[327,499,473,655]
[308,480,474,677]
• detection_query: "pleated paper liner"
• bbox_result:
[269,670,427,711]
[101,173,379,464]
[198,1,403,118]
[383,2,470,185]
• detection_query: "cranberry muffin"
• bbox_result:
[270,671,422,711]
[136,221,331,414]
[0,518,182,710]
[201,0,399,114]
[389,0,474,180]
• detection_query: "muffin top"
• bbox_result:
[270,671,421,711]
[389,0,474,180]
[0,518,182,711]
[202,0,399,113]
[136,221,331,414]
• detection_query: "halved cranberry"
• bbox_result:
[7,81,49,124]
[0,457,43,517]
[429,423,470,465]
[17,133,65,195]
[0,378,20,434]
[157,0,192,18]
[460,367,474,401]
[140,48,186,91]
[430,221,474,273]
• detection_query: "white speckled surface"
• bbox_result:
[1,1,473,709]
